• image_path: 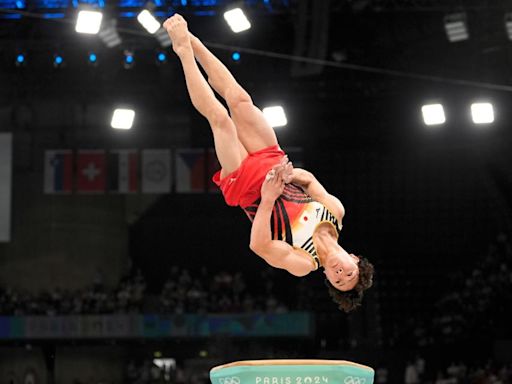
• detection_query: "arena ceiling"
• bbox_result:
[1,0,512,146]
[3,0,512,80]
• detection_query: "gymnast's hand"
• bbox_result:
[261,167,286,202]
[281,157,293,184]
[270,156,293,184]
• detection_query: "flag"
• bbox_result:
[206,148,221,193]
[76,150,106,193]
[108,150,138,193]
[175,148,206,193]
[44,150,73,194]
[141,149,171,193]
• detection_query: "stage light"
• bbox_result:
[444,13,468,42]
[421,104,445,126]
[471,102,494,124]
[111,108,135,129]
[87,52,98,66]
[43,13,65,18]
[156,51,167,65]
[154,27,172,47]
[137,9,160,34]
[123,50,134,69]
[75,10,103,34]
[15,53,26,66]
[505,13,512,40]
[53,54,64,68]
[231,51,241,61]
[263,106,287,128]
[98,19,122,47]
[223,8,251,33]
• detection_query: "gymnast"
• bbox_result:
[163,14,374,312]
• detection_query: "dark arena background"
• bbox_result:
[1,0,512,383]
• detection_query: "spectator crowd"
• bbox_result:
[0,266,290,315]
[1,232,512,384]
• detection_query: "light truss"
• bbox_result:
[0,0,294,19]
[357,0,512,12]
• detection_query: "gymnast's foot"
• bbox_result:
[163,14,192,57]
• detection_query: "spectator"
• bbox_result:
[404,360,419,384]
[375,366,388,384]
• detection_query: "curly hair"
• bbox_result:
[324,255,374,313]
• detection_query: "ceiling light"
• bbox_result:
[223,8,251,33]
[263,106,287,128]
[75,10,103,34]
[111,108,135,129]
[137,9,160,34]
[471,102,494,124]
[421,104,446,126]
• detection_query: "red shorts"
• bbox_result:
[212,145,286,208]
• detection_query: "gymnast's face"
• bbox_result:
[323,251,360,291]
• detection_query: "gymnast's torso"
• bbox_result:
[243,183,342,267]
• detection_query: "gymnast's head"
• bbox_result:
[322,251,374,312]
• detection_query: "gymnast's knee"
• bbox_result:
[225,85,252,110]
[207,108,233,131]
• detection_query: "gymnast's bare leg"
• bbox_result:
[163,14,247,179]
[188,29,279,154]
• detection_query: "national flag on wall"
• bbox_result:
[76,150,106,193]
[141,149,171,193]
[175,148,206,193]
[206,148,221,193]
[44,150,73,194]
[108,150,138,193]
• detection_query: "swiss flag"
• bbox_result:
[76,150,106,193]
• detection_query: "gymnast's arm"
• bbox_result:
[290,168,345,220]
[249,172,314,277]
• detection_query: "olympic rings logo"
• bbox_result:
[219,377,241,384]
[344,377,366,384]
